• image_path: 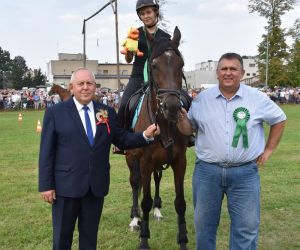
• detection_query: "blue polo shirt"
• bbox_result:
[187,84,287,164]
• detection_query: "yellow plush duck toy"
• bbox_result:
[121,27,144,57]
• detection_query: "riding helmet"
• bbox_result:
[136,0,159,13]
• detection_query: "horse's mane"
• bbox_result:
[149,37,183,62]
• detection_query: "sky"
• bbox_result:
[0,0,299,74]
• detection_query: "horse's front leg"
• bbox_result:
[173,157,188,250]
[127,156,141,231]
[139,170,153,250]
[153,170,163,220]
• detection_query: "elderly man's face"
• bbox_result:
[69,69,96,105]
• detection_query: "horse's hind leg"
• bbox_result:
[173,159,188,250]
[153,170,163,220]
[128,157,141,231]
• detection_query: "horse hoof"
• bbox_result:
[138,238,150,250]
[179,243,188,250]
[129,225,140,232]
[129,217,140,231]
[153,207,163,221]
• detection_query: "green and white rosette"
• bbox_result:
[232,107,250,148]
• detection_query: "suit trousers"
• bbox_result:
[52,189,104,250]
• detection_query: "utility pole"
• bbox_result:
[265,27,269,88]
[82,0,117,68]
[110,0,121,100]
[83,21,86,67]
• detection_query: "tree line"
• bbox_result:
[0,46,46,90]
[249,0,300,88]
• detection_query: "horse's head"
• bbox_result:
[147,27,184,124]
[48,84,71,101]
[48,84,59,96]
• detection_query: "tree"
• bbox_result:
[10,56,28,89]
[0,47,12,88]
[248,0,297,87]
[32,68,46,87]
[287,19,300,86]
[23,71,33,87]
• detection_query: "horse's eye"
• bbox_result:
[151,63,157,70]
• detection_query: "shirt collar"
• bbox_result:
[73,97,93,112]
[214,83,244,100]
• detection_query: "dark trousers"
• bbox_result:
[52,189,104,250]
[118,77,143,127]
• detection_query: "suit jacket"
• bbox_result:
[39,97,149,198]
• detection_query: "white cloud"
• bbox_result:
[0,0,299,72]
[59,14,82,22]
[223,2,247,12]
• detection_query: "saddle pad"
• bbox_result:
[131,94,145,129]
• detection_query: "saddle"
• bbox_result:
[124,85,192,131]
[124,84,149,130]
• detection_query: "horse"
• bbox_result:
[48,84,71,101]
[125,26,189,250]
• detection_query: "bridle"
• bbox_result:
[147,48,185,124]
[146,47,186,169]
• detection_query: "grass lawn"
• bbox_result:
[0,105,299,249]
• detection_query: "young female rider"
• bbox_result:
[115,0,194,154]
[117,0,171,128]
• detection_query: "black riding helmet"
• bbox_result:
[136,0,159,15]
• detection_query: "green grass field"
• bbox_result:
[0,105,299,250]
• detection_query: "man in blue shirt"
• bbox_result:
[178,53,286,250]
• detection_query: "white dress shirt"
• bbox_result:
[73,97,96,137]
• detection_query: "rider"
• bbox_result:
[115,0,193,154]
[117,0,171,129]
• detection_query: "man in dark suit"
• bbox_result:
[39,68,159,250]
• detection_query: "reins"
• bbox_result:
[146,47,185,170]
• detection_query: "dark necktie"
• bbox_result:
[82,105,94,145]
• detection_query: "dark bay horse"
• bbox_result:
[48,84,71,101]
[126,27,189,250]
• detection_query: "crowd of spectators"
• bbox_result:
[263,87,300,104]
[0,88,60,110]
[95,89,120,109]
[0,86,299,111]
[0,88,120,110]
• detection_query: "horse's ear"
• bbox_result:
[171,26,181,48]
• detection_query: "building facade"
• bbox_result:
[184,56,259,88]
[47,53,132,90]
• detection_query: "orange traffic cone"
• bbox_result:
[18,113,23,122]
[36,119,42,133]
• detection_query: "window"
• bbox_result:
[103,70,108,74]
[249,63,256,67]
[246,73,250,76]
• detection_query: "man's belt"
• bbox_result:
[215,161,255,168]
